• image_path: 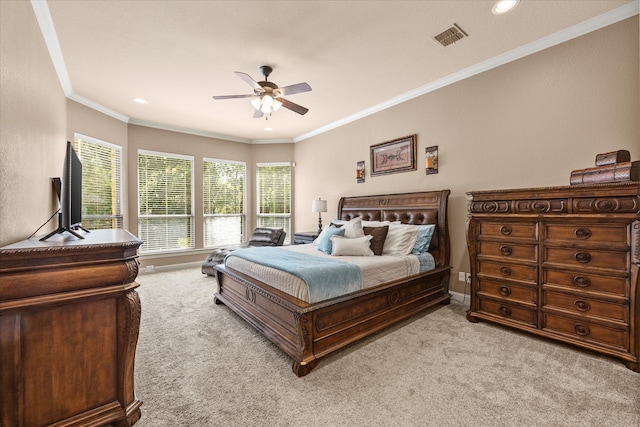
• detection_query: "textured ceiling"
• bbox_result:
[42,1,636,143]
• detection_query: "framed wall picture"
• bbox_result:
[370,134,417,176]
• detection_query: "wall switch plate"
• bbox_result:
[458,272,466,282]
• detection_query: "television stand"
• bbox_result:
[0,229,144,426]
[39,213,90,241]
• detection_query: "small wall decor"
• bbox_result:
[356,161,365,183]
[425,145,438,175]
[370,134,417,176]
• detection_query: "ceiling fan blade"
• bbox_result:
[212,94,254,100]
[253,109,264,119]
[279,98,309,115]
[235,71,263,92]
[278,82,312,96]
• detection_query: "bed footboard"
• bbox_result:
[214,264,451,376]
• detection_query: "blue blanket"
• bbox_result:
[226,247,362,303]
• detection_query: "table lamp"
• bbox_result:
[311,198,328,235]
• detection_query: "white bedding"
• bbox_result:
[224,244,430,303]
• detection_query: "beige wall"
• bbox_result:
[0,0,67,246]
[294,17,639,293]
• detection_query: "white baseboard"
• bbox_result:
[139,261,202,274]
[449,290,470,306]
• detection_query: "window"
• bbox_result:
[73,134,123,230]
[138,150,194,253]
[203,159,246,247]
[256,163,291,243]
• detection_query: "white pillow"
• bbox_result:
[331,235,374,256]
[361,220,391,227]
[382,223,419,255]
[331,217,365,238]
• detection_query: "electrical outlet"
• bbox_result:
[458,272,466,282]
[466,272,471,283]
[145,265,155,272]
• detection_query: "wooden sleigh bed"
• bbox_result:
[214,190,451,376]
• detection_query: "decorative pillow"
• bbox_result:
[331,217,365,238]
[411,224,436,254]
[316,225,346,254]
[363,225,389,256]
[382,224,419,255]
[362,220,392,227]
[331,235,374,256]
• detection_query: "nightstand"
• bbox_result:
[293,231,319,244]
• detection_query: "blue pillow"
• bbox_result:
[411,224,436,254]
[317,226,346,254]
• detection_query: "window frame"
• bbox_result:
[203,157,247,248]
[137,149,195,254]
[73,133,123,230]
[256,162,291,244]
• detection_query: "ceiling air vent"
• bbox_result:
[434,23,468,47]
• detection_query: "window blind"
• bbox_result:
[138,150,194,253]
[203,158,246,247]
[73,135,123,230]
[256,163,291,243]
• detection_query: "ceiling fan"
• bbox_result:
[212,65,311,119]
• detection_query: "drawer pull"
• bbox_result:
[574,324,590,336]
[499,305,512,317]
[500,246,513,256]
[573,276,591,287]
[498,285,511,296]
[500,225,512,236]
[574,300,591,312]
[574,252,591,263]
[574,228,592,239]
[499,266,512,276]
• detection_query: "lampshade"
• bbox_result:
[251,95,283,115]
[311,198,327,213]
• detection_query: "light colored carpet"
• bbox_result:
[133,266,640,427]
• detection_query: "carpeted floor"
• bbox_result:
[133,266,640,427]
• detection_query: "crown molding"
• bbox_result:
[33,0,638,145]
[295,1,639,142]
[30,0,72,96]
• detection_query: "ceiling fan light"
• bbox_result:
[250,97,262,110]
[272,99,282,111]
[260,103,271,114]
[262,95,274,107]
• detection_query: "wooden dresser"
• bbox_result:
[466,183,639,372]
[0,229,143,426]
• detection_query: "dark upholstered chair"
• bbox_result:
[201,227,286,276]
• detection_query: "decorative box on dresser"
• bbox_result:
[466,182,640,372]
[0,229,144,427]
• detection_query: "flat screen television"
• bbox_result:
[40,141,88,241]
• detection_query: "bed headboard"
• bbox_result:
[336,190,451,268]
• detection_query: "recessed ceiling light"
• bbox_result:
[492,0,519,15]
[133,98,148,104]
[264,127,273,131]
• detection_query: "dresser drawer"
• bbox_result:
[478,241,537,261]
[477,297,537,327]
[477,222,537,240]
[542,313,628,351]
[477,260,537,283]
[544,224,627,244]
[543,269,628,297]
[543,247,628,271]
[542,290,628,323]
[478,278,536,304]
